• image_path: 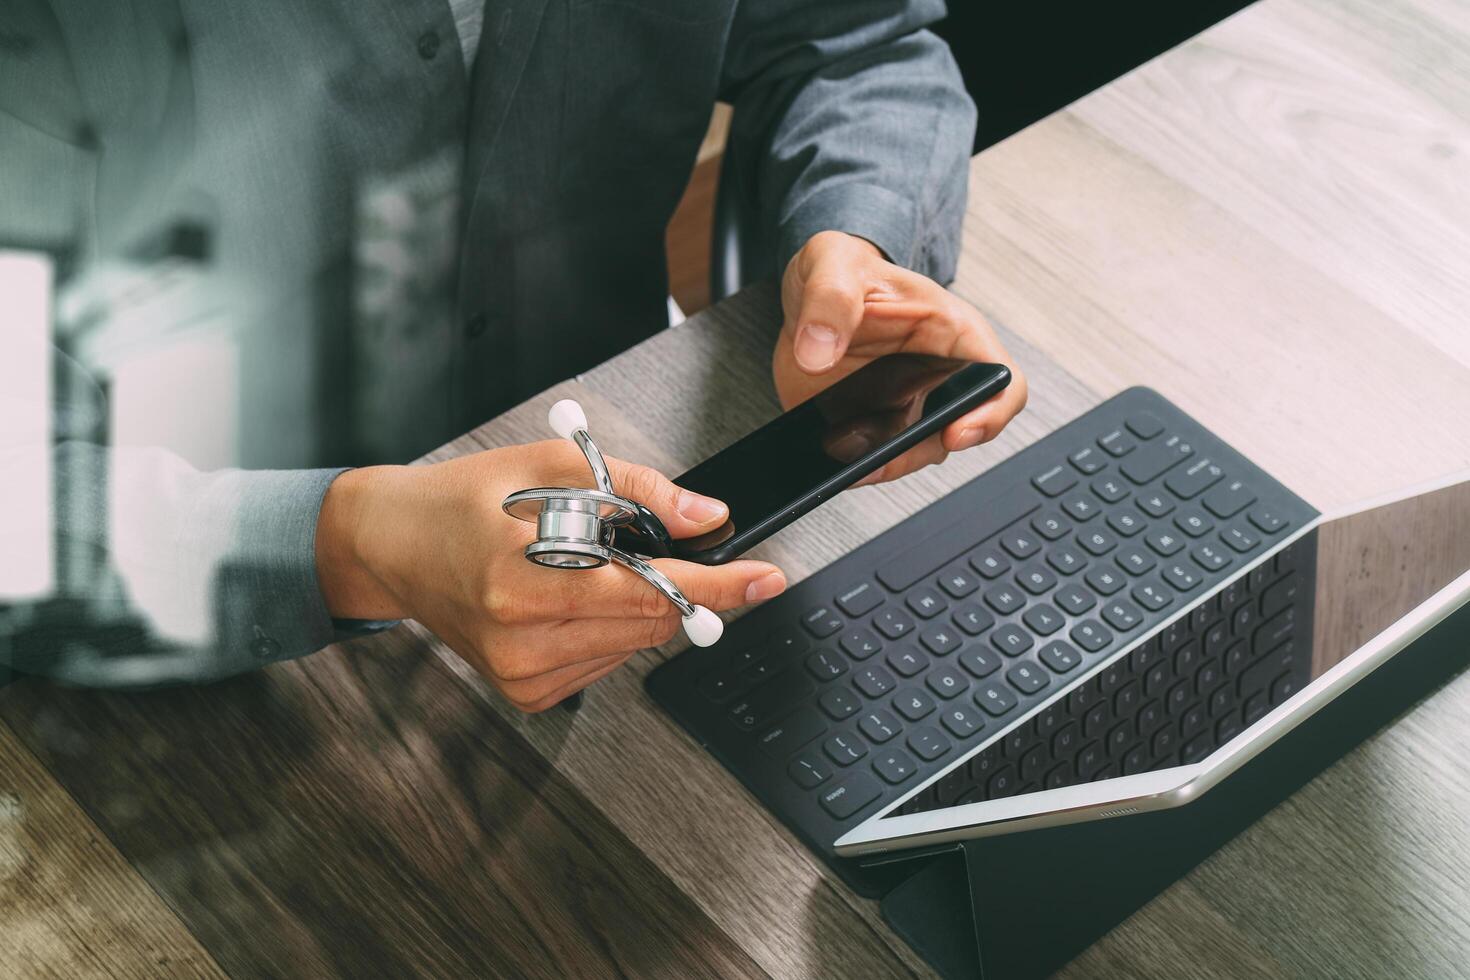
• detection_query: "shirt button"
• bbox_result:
[250,636,281,660]
[416,30,440,60]
[464,312,488,339]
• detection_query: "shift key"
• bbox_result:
[877,484,1039,592]
[819,772,883,819]
[1121,434,1194,484]
[729,669,817,730]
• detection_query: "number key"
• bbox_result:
[974,683,1019,717]
[941,703,986,738]
[1006,662,1050,695]
[925,665,970,700]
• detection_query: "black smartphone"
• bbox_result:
[666,354,1011,564]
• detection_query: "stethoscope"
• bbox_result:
[501,399,724,648]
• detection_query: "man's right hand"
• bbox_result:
[314,442,786,711]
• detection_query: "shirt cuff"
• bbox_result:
[774,181,918,280]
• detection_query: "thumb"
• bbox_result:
[790,258,866,374]
[606,458,730,538]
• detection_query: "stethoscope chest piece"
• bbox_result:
[500,399,724,647]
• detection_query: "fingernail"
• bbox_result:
[745,571,786,602]
[957,425,986,449]
[677,490,727,525]
[829,430,873,462]
[795,324,839,371]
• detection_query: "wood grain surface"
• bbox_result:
[6,0,1470,976]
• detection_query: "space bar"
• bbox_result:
[876,484,1040,592]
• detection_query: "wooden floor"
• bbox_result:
[6,0,1470,976]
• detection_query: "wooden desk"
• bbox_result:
[6,0,1470,975]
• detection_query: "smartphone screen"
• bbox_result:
[670,355,1010,561]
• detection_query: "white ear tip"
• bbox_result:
[548,399,588,441]
[682,606,724,647]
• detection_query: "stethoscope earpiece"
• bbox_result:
[501,399,724,648]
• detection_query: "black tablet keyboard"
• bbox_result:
[647,388,1318,894]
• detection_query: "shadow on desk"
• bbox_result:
[0,629,763,978]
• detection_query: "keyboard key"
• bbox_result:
[1006,662,1049,695]
[975,683,1019,716]
[1120,434,1194,484]
[1146,528,1186,557]
[1022,603,1066,636]
[806,649,849,681]
[969,547,1011,579]
[840,627,883,660]
[925,665,970,699]
[756,712,826,758]
[907,726,951,761]
[1020,745,1047,784]
[819,773,882,819]
[1115,546,1157,576]
[1192,543,1231,572]
[885,645,928,678]
[990,624,1034,657]
[801,606,843,638]
[988,765,1018,797]
[1125,412,1164,439]
[1102,599,1143,631]
[1061,493,1101,522]
[1000,529,1042,560]
[1231,602,1257,639]
[894,688,937,721]
[937,562,981,598]
[920,625,962,656]
[906,586,948,620]
[1016,564,1058,595]
[1106,507,1146,537]
[1084,566,1126,596]
[1196,657,1222,694]
[1162,561,1203,592]
[1271,671,1300,704]
[984,585,1026,615]
[1202,620,1229,660]
[1033,464,1078,497]
[1243,692,1269,725]
[728,670,817,730]
[1052,721,1080,757]
[1122,743,1149,775]
[1039,640,1083,673]
[819,687,862,720]
[789,753,830,789]
[1078,527,1118,556]
[834,581,884,618]
[1208,682,1232,717]
[697,668,747,703]
[1174,509,1214,537]
[941,703,986,738]
[1055,583,1098,615]
[1076,740,1106,778]
[824,731,868,765]
[873,607,916,640]
[1248,507,1288,534]
[875,485,1039,591]
[952,602,996,636]
[1071,619,1113,652]
[1069,445,1107,474]
[1091,476,1129,503]
[1136,491,1175,518]
[1132,581,1172,611]
[1032,511,1070,541]
[959,646,1002,678]
[1203,479,1255,519]
[1223,640,1248,675]
[767,628,810,659]
[1181,734,1213,764]
[858,708,902,744]
[1180,703,1208,737]
[1165,458,1224,499]
[1151,726,1178,760]
[1084,701,1111,738]
[854,665,897,698]
[1165,679,1191,714]
[1220,525,1259,553]
[1098,428,1136,457]
[1261,571,1301,618]
[1046,544,1088,576]
[873,748,918,784]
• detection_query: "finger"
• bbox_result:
[790,240,873,374]
[498,651,631,713]
[855,433,950,487]
[940,365,1029,452]
[521,558,786,621]
[603,456,729,537]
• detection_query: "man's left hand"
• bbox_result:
[773,231,1029,485]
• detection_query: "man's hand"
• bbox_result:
[774,231,1028,484]
[315,442,786,711]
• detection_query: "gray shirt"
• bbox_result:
[1,0,976,685]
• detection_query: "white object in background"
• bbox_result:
[0,250,55,600]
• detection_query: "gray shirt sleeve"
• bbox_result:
[719,0,977,283]
[4,437,360,687]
